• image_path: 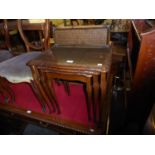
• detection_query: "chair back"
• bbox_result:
[53,25,110,47]
[17,19,51,52]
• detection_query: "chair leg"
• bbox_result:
[0,76,15,104]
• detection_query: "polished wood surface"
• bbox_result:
[28,46,111,69]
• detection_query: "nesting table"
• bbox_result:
[27,45,112,133]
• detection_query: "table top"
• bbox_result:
[28,46,112,73]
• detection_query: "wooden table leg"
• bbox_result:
[30,66,55,113]
[46,78,60,114]
[41,71,61,113]
[100,72,107,131]
[85,78,93,122]
[100,69,112,134]
[30,81,46,112]
[92,74,100,124]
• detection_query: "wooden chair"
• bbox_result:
[17,19,50,52]
[0,20,14,62]
[0,19,51,112]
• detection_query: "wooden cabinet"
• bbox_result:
[126,20,155,129]
[128,19,155,90]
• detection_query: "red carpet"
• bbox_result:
[0,82,96,126]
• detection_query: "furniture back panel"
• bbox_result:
[53,25,110,47]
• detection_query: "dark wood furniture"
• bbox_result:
[53,25,110,46]
[17,19,51,52]
[126,19,155,129]
[27,46,112,133]
[0,20,18,49]
[128,19,155,89]
[0,19,25,55]
[1,19,12,51]
[0,20,14,62]
[0,19,53,54]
